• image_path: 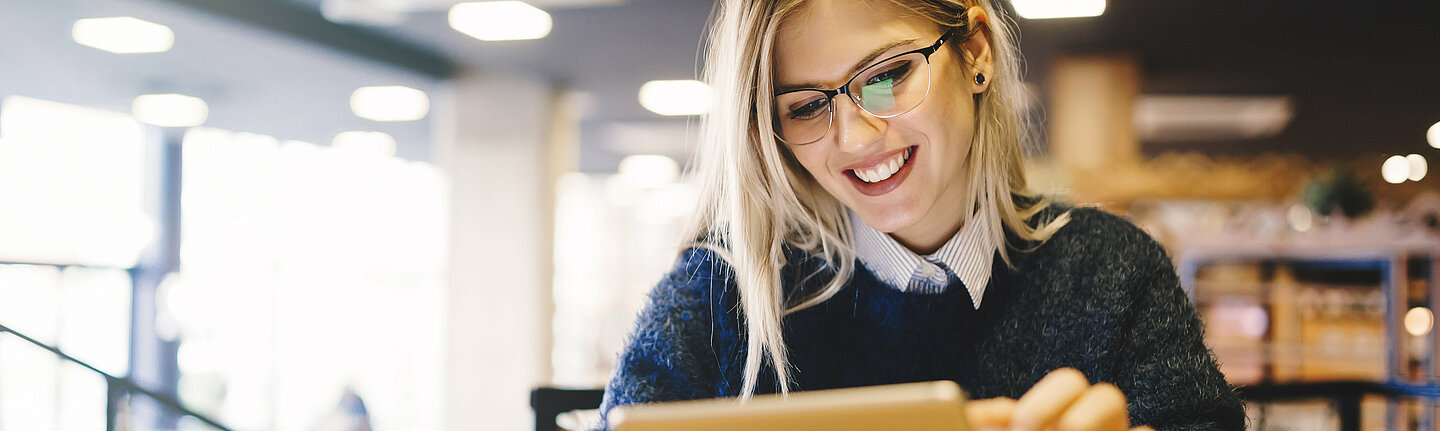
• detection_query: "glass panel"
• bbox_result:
[58,267,132,377]
[0,264,61,344]
[178,127,447,431]
[0,96,150,268]
[551,171,698,387]
[56,361,107,431]
[0,336,59,431]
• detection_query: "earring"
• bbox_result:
[975,72,987,85]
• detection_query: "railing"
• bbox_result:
[0,322,233,431]
[1238,380,1440,431]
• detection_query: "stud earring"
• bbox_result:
[975,72,987,85]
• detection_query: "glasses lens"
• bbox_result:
[851,52,929,117]
[774,90,832,144]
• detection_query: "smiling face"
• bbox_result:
[773,0,991,253]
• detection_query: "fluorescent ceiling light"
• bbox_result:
[1134,95,1293,143]
[321,0,406,26]
[1012,0,1105,19]
[72,17,174,54]
[639,80,712,116]
[132,94,208,128]
[333,131,397,157]
[351,86,430,122]
[449,1,552,41]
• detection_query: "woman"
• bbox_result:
[600,0,1244,429]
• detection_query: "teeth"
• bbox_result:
[853,149,910,184]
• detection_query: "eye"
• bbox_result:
[787,96,830,120]
[864,60,914,87]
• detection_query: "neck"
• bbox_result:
[890,180,972,255]
[892,207,966,255]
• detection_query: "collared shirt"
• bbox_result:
[850,210,995,308]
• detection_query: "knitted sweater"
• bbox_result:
[599,204,1246,430]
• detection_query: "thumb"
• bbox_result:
[966,397,1016,430]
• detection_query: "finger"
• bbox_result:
[1011,368,1090,431]
[1130,427,1156,431]
[1057,383,1129,431]
[965,397,1016,430]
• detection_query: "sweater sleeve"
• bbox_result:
[597,248,732,429]
[1115,239,1247,430]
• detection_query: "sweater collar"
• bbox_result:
[849,210,995,309]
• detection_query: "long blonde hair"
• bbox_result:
[683,0,1071,399]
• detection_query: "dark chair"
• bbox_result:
[531,387,605,431]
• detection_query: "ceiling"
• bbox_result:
[312,0,1440,163]
[4,0,1437,169]
[1013,0,1440,159]
[0,0,442,160]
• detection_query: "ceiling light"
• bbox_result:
[448,1,552,41]
[1428,121,1440,149]
[351,86,430,122]
[639,80,712,116]
[132,94,208,128]
[321,0,406,26]
[1407,154,1427,182]
[1381,155,1410,184]
[72,17,174,54]
[333,131,397,157]
[1134,95,1293,143]
[1012,0,1105,19]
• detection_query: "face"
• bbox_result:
[773,0,991,252]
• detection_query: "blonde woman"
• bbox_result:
[600,0,1243,429]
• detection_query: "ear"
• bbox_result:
[960,6,994,94]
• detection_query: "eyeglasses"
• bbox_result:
[773,27,960,145]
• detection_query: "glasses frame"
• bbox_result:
[773,26,963,145]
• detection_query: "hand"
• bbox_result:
[965,368,1154,431]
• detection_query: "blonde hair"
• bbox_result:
[683,0,1071,399]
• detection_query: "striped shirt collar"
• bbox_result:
[850,210,995,308]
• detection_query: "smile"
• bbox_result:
[844,146,917,197]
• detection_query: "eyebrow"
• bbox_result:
[776,38,922,94]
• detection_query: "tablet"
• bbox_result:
[609,380,971,431]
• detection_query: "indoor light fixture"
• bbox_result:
[1133,95,1293,142]
[132,94,208,128]
[1406,154,1428,182]
[638,80,712,116]
[1011,0,1105,19]
[1407,307,1434,336]
[351,86,430,122]
[448,1,552,41]
[1381,155,1410,184]
[1428,121,1440,149]
[72,17,175,54]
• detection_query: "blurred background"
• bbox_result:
[0,0,1436,430]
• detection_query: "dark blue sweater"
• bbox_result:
[599,205,1245,430]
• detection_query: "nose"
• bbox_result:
[831,94,886,152]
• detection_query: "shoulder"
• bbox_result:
[646,246,741,324]
[664,246,735,287]
[1026,202,1174,276]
